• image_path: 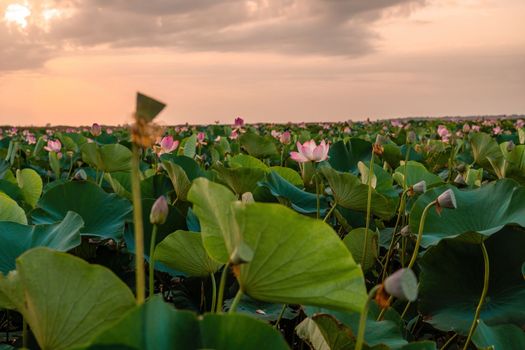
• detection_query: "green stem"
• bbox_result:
[148,224,158,298]
[67,156,74,179]
[315,173,320,219]
[400,300,411,319]
[210,273,217,313]
[363,152,375,267]
[23,317,27,349]
[463,241,490,350]
[439,333,458,350]
[131,144,146,304]
[228,288,243,314]
[323,202,337,223]
[355,285,380,350]
[216,263,230,313]
[408,200,437,270]
[274,304,287,329]
[381,190,408,281]
[98,171,105,186]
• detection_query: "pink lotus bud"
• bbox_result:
[44,139,62,153]
[279,131,291,145]
[149,196,168,225]
[234,117,244,128]
[91,123,102,137]
[437,189,457,209]
[74,169,87,181]
[384,268,418,302]
[412,180,427,194]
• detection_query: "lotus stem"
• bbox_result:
[274,304,287,329]
[148,224,158,298]
[363,152,375,267]
[228,288,243,314]
[131,143,146,304]
[463,241,490,350]
[408,200,437,270]
[440,333,458,350]
[323,202,337,223]
[210,273,217,313]
[315,172,320,219]
[216,262,230,313]
[22,318,27,348]
[355,285,381,350]
[381,189,408,280]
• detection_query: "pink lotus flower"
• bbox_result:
[106,128,113,135]
[492,126,502,135]
[271,130,281,139]
[290,140,329,163]
[462,124,471,133]
[515,119,524,129]
[155,135,179,156]
[229,129,239,140]
[391,120,402,128]
[91,123,102,137]
[44,139,62,153]
[279,131,291,145]
[471,125,481,132]
[437,125,451,142]
[197,132,207,145]
[234,117,244,128]
[25,133,36,145]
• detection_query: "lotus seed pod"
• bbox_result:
[241,192,255,204]
[73,169,87,181]
[454,174,466,185]
[437,189,457,209]
[412,180,427,194]
[384,268,418,302]
[149,196,168,225]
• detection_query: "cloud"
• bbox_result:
[0,0,425,71]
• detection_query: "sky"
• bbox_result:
[0,0,524,126]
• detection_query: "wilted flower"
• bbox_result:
[91,123,102,137]
[44,139,62,153]
[290,140,329,163]
[155,135,179,156]
[279,131,291,145]
[384,268,418,302]
[149,196,168,225]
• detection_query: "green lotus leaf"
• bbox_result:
[183,134,197,158]
[382,143,403,169]
[0,211,83,273]
[159,154,206,180]
[235,202,366,312]
[162,161,191,201]
[32,181,132,240]
[470,132,505,177]
[1,247,136,350]
[328,138,372,174]
[229,154,269,171]
[16,168,43,208]
[472,320,525,350]
[504,144,525,183]
[140,173,173,200]
[239,132,278,158]
[154,230,222,277]
[0,192,27,224]
[214,164,266,196]
[188,178,238,263]
[358,161,397,197]
[223,294,299,322]
[0,179,22,202]
[80,296,289,350]
[296,315,362,350]
[81,143,132,172]
[392,161,443,189]
[343,228,378,272]
[135,92,166,122]
[270,166,303,186]
[419,227,525,334]
[409,179,525,247]
[321,167,396,220]
[259,171,329,215]
[303,305,408,349]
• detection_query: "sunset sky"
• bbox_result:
[0,0,524,126]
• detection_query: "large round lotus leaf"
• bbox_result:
[162,161,191,201]
[392,161,443,189]
[16,168,43,208]
[159,155,206,181]
[0,192,27,224]
[80,296,289,350]
[470,132,505,174]
[409,179,525,247]
[234,202,367,312]
[214,164,266,196]
[343,228,378,272]
[229,154,269,171]
[328,138,372,174]
[321,167,396,220]
[32,181,132,240]
[140,174,173,200]
[269,166,303,186]
[1,247,136,350]
[188,178,238,263]
[0,211,83,273]
[358,161,397,197]
[81,143,132,172]
[303,305,408,350]
[182,134,197,158]
[0,179,22,202]
[472,320,525,350]
[259,171,329,215]
[154,230,222,277]
[239,132,278,158]
[419,228,525,334]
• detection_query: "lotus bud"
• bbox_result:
[229,241,254,265]
[375,134,387,145]
[241,192,255,204]
[399,225,411,237]
[437,189,457,209]
[412,180,427,194]
[384,268,418,302]
[454,174,466,185]
[149,196,168,225]
[455,163,466,172]
[406,131,417,144]
[91,123,102,137]
[507,140,515,152]
[73,169,87,181]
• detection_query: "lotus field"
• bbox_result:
[0,94,524,350]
